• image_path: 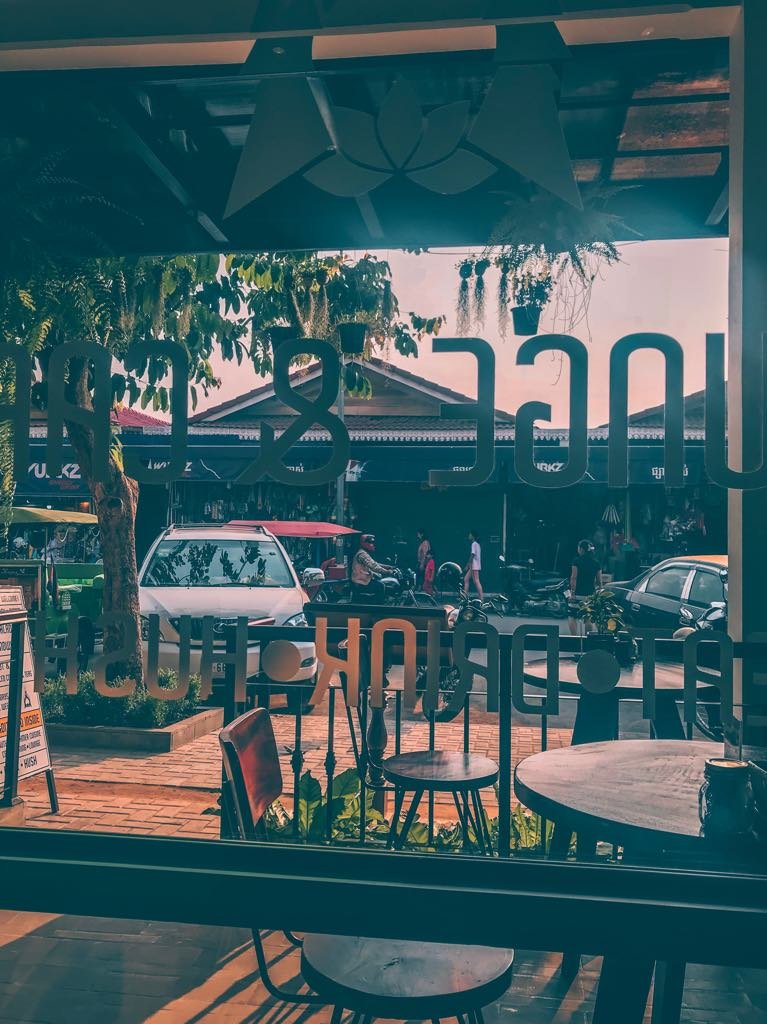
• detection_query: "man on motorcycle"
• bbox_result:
[351,534,396,601]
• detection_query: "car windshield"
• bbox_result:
[142,539,293,588]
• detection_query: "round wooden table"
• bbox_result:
[514,738,721,852]
[513,738,725,1024]
[524,656,721,741]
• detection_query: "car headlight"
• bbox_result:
[283,612,308,627]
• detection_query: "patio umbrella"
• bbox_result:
[10,507,97,525]
[601,503,621,525]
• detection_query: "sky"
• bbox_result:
[205,238,729,427]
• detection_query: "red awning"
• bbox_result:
[228,520,360,539]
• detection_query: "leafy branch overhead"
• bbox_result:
[226,252,444,382]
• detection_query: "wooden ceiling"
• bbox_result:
[0,2,734,254]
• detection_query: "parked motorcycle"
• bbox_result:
[494,555,569,618]
[673,601,727,741]
[414,563,488,700]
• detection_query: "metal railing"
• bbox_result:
[221,621,735,858]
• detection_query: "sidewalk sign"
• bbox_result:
[0,586,57,812]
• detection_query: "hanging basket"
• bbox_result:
[338,322,368,355]
[268,326,297,351]
[511,305,541,336]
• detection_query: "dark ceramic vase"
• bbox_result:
[511,305,541,336]
[338,322,367,355]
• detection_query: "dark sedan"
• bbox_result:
[610,555,728,632]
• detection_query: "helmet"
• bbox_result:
[360,534,376,553]
[436,561,462,591]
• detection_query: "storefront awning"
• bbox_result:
[23,441,707,493]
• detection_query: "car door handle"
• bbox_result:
[631,604,641,612]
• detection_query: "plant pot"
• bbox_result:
[338,322,367,355]
[511,305,541,336]
[583,632,616,654]
[615,631,638,668]
[268,325,297,351]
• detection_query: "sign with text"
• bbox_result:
[2,331,766,490]
[0,588,51,787]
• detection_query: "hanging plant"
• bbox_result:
[496,256,511,340]
[457,187,631,337]
[473,258,491,330]
[456,258,474,336]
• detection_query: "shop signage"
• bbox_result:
[0,589,51,788]
[2,332,765,490]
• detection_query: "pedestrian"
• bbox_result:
[464,529,484,602]
[568,539,603,635]
[416,527,430,588]
[423,545,436,595]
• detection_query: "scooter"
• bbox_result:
[673,601,727,740]
[495,555,569,618]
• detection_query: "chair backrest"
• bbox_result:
[219,708,282,840]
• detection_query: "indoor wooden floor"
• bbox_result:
[1,911,765,1024]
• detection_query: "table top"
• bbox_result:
[514,739,723,849]
[524,654,721,699]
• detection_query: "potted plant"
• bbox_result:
[337,321,368,355]
[578,589,626,654]
[510,261,553,336]
[456,187,628,337]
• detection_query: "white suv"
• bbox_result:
[138,523,317,688]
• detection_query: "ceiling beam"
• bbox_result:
[705,152,729,225]
[0,0,738,48]
[104,97,229,245]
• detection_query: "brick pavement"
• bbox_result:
[17,695,572,840]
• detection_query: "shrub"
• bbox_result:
[41,671,202,728]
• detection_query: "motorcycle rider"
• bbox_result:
[351,534,396,601]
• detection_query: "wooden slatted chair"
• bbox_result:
[219,708,514,1023]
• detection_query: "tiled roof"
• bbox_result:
[627,389,710,430]
[190,356,515,424]
[113,406,167,429]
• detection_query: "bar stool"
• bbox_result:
[302,934,513,1024]
[384,751,499,854]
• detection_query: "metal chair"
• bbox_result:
[219,708,514,1023]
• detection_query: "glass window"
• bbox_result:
[688,569,726,607]
[645,566,690,599]
[141,539,294,588]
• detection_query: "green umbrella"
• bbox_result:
[10,506,97,526]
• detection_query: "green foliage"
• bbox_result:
[257,769,554,854]
[41,671,202,728]
[226,252,443,377]
[457,189,627,334]
[578,588,626,633]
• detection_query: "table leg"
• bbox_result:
[593,956,654,1024]
[652,694,685,740]
[571,691,620,745]
[651,961,686,1024]
[393,789,424,850]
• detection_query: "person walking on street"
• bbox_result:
[423,545,436,595]
[416,528,430,588]
[568,539,603,635]
[464,530,484,602]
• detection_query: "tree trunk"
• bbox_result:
[64,361,142,681]
[92,469,142,680]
